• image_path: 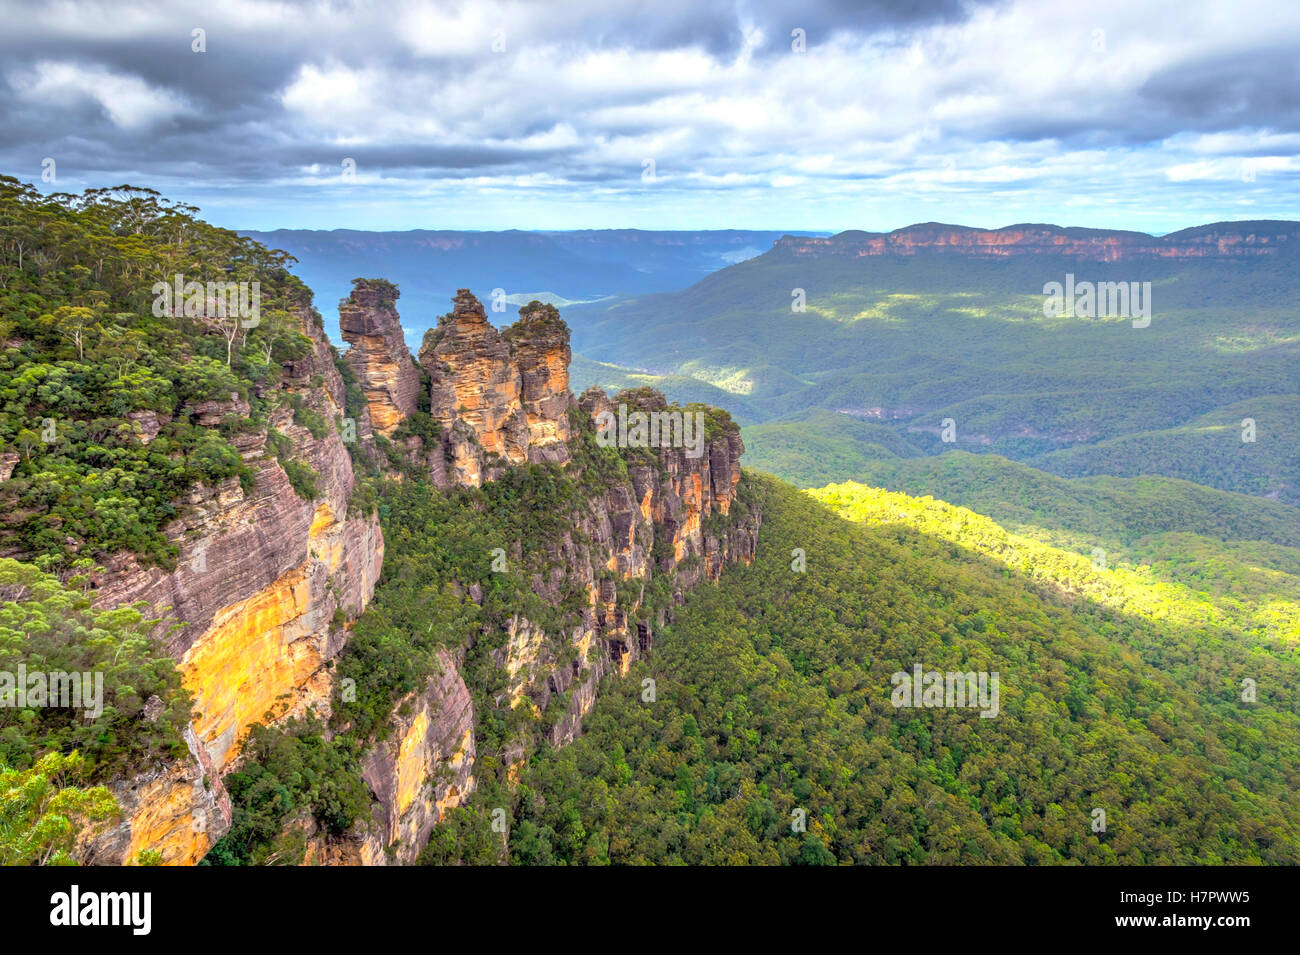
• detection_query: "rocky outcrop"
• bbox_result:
[505,302,572,464]
[421,290,527,485]
[340,279,422,436]
[355,650,476,866]
[77,725,230,866]
[83,298,384,865]
[312,296,759,861]
[486,386,758,751]
[419,291,570,486]
[775,221,1300,262]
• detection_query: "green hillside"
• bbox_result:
[824,452,1300,624]
[0,176,326,786]
[422,473,1300,865]
[810,480,1298,649]
[1032,395,1300,503]
[0,175,312,858]
[565,241,1300,499]
[742,409,923,486]
[569,354,765,424]
[854,451,1300,550]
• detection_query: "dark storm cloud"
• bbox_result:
[1136,45,1300,134]
[4,34,296,111]
[744,0,985,51]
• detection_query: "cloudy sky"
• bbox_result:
[2,0,1298,233]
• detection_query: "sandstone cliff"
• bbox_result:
[80,284,758,868]
[477,384,757,755]
[81,298,383,865]
[339,279,422,436]
[775,221,1300,261]
[349,650,476,866]
[312,294,758,864]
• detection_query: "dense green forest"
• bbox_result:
[808,481,1298,656]
[0,558,190,779]
[1033,395,1300,500]
[421,473,1300,865]
[0,175,328,570]
[796,453,1300,640]
[741,408,926,485]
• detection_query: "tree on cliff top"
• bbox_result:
[0,175,318,569]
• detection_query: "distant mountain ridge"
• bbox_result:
[775,220,1300,261]
[562,216,1300,504]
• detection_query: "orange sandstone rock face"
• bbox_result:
[340,279,422,436]
[506,302,572,462]
[77,725,229,865]
[83,299,384,865]
[180,501,381,771]
[357,650,477,866]
[419,291,571,486]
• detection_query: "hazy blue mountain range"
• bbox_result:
[562,221,1300,503]
[242,228,826,348]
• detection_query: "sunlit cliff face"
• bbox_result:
[776,224,1300,262]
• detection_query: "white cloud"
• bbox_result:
[13,60,186,129]
[4,0,1300,229]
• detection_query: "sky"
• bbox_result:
[1,0,1298,234]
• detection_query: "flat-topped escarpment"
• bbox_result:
[774,220,1300,261]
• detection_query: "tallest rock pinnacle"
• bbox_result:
[418,290,572,485]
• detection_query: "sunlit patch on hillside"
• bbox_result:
[807,481,1300,641]
[1205,329,1300,353]
[678,362,755,395]
[810,291,1054,326]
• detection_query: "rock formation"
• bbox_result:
[418,290,571,485]
[80,284,758,867]
[340,279,422,436]
[302,294,759,863]
[505,301,572,464]
[81,298,383,865]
